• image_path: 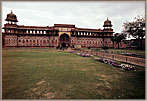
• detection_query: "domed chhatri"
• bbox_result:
[103,17,112,29]
[5,10,18,24]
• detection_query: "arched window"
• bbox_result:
[29,40,31,46]
[6,39,8,44]
[36,40,38,46]
[40,40,42,46]
[44,40,46,44]
[105,41,107,45]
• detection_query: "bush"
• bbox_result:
[94,57,135,71]
[124,53,138,57]
[102,46,109,50]
[88,47,91,49]
[56,45,60,49]
[97,58,105,63]
[111,61,121,68]
[120,64,135,71]
[77,53,91,57]
[69,51,76,53]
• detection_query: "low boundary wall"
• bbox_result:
[79,49,145,67]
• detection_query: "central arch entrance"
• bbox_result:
[60,34,70,48]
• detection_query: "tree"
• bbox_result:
[122,15,145,49]
[111,36,117,48]
[113,33,126,49]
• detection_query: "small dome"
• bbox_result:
[5,10,18,22]
[103,18,112,27]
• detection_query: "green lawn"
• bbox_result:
[2,48,145,99]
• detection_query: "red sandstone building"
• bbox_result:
[2,11,114,48]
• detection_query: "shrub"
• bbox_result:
[102,46,109,50]
[88,47,91,49]
[104,59,109,64]
[77,53,91,57]
[93,57,135,71]
[77,53,81,55]
[120,64,135,71]
[56,45,60,49]
[121,53,139,57]
[97,58,104,63]
[125,53,138,57]
[111,61,121,68]
[94,58,99,61]
[70,51,76,53]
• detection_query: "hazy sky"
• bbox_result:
[2,1,145,35]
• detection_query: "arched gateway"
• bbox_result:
[60,34,70,48]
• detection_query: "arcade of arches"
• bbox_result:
[2,11,114,48]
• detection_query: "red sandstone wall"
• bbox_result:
[113,41,128,48]
[4,35,17,46]
[71,37,112,48]
[103,38,113,47]
[4,35,59,47]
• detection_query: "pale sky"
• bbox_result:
[2,1,145,39]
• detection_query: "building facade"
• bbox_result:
[2,11,114,48]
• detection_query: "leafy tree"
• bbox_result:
[111,36,117,48]
[113,33,126,49]
[122,15,145,49]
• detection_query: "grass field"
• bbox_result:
[2,48,145,99]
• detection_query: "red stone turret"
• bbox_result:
[5,10,18,24]
[103,17,112,29]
